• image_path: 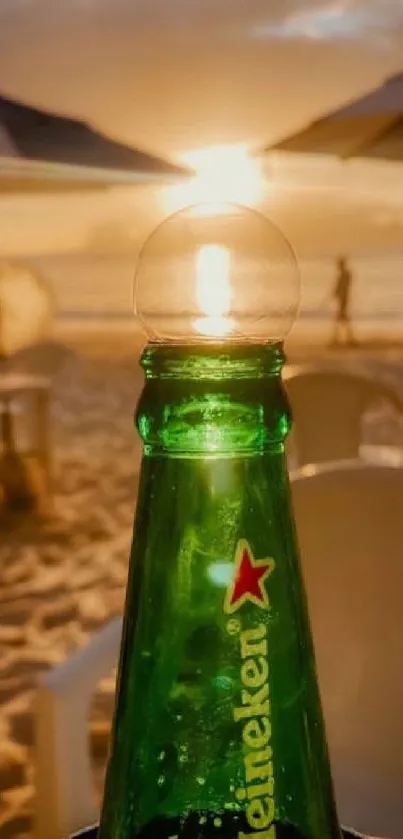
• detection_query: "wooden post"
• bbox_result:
[35,385,52,509]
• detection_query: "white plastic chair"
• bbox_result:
[292,461,403,839]
[284,363,403,467]
[35,617,122,839]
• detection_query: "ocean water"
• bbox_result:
[30,252,403,344]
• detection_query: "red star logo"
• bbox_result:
[224,540,275,614]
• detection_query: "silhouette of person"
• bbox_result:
[333,257,355,345]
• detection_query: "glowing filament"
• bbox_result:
[195,244,233,337]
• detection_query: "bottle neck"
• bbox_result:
[100,341,340,839]
[137,342,291,457]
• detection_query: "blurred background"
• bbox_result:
[1,2,403,838]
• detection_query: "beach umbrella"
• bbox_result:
[265,72,403,162]
[0,93,189,192]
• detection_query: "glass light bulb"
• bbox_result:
[134,203,300,343]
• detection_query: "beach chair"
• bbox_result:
[284,363,403,467]
[35,617,122,839]
[291,461,403,838]
[35,462,403,838]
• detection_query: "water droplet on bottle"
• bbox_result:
[178,745,188,764]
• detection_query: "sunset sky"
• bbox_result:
[1,1,403,258]
[0,0,402,156]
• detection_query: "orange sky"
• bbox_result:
[1,1,403,257]
[0,1,403,160]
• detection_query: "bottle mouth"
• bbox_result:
[140,341,286,382]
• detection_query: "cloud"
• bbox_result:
[252,0,403,43]
[1,0,400,46]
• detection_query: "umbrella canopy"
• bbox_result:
[0,94,190,191]
[266,72,403,162]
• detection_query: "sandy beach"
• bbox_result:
[1,332,403,839]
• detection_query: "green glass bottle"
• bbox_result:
[98,206,341,839]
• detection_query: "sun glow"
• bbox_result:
[194,244,233,337]
[163,144,263,216]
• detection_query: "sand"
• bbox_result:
[0,333,403,839]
